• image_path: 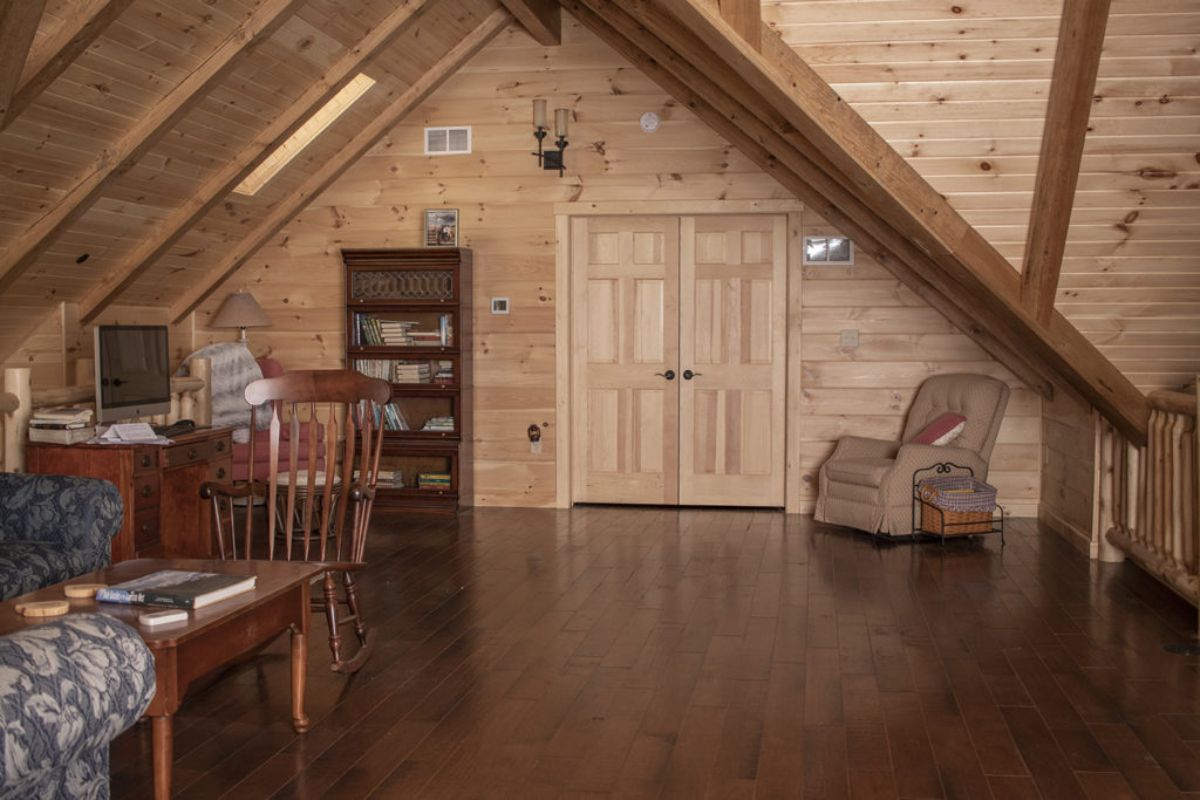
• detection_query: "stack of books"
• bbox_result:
[417,472,452,490]
[433,361,454,384]
[421,416,455,432]
[29,407,95,445]
[379,320,417,346]
[393,362,432,383]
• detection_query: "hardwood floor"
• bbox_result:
[110,508,1200,799]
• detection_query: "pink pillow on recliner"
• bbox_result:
[911,412,967,446]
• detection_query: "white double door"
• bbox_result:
[571,215,787,507]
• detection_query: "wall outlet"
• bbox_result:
[839,329,860,349]
[491,297,510,315]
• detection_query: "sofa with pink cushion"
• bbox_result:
[232,358,325,481]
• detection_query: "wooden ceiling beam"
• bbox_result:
[500,0,560,45]
[79,0,440,324]
[170,7,514,323]
[1021,0,1112,324]
[0,0,304,297]
[0,0,134,132]
[0,0,47,128]
[619,0,1148,442]
[565,0,1056,400]
[715,0,760,50]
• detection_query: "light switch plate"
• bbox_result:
[490,297,510,315]
[840,329,860,349]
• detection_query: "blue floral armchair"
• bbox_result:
[0,474,123,601]
[0,613,156,799]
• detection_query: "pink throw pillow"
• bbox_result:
[911,412,967,446]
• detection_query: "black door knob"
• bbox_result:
[683,369,702,380]
[654,370,676,380]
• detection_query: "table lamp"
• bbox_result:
[210,291,271,344]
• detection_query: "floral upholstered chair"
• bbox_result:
[0,614,156,799]
[0,474,123,601]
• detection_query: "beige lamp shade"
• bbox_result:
[211,292,271,342]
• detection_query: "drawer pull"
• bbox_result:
[187,448,198,460]
[141,522,151,534]
[215,440,226,452]
[216,467,227,480]
[141,454,153,469]
[140,485,153,498]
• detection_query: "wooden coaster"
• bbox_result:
[15,600,69,618]
[64,583,106,599]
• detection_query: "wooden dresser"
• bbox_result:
[26,428,233,562]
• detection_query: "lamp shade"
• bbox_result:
[211,292,271,330]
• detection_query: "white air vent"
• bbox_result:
[425,126,472,155]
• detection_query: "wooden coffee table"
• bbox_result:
[0,558,326,800]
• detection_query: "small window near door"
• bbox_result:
[803,235,854,265]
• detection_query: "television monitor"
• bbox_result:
[94,325,171,423]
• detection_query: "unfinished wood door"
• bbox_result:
[678,215,787,506]
[571,217,680,504]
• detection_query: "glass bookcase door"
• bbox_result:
[351,357,457,387]
[351,310,457,350]
[376,453,455,494]
[349,269,455,303]
[378,396,458,438]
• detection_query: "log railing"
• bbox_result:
[1101,381,1199,609]
[0,358,211,473]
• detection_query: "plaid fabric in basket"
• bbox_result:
[918,475,997,512]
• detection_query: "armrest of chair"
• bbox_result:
[0,474,122,571]
[828,435,901,462]
[0,614,155,794]
[891,444,988,488]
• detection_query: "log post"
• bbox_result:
[3,368,32,473]
[190,356,212,426]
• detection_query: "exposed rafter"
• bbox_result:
[78,0,440,324]
[715,0,759,50]
[1021,0,1112,324]
[564,0,1055,400]
[499,0,561,46]
[0,0,304,297]
[170,6,514,323]
[609,0,1148,443]
[0,0,134,132]
[0,0,46,129]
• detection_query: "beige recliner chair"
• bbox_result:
[814,374,1010,536]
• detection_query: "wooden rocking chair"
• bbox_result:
[201,370,390,674]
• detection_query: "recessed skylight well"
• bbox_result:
[233,73,377,196]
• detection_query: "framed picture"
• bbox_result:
[424,208,459,247]
[802,235,854,265]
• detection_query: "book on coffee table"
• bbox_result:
[96,570,256,610]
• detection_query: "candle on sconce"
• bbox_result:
[532,98,547,130]
[555,108,569,138]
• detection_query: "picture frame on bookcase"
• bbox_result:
[424,208,459,247]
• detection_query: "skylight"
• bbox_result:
[233,73,377,196]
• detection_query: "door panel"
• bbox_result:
[679,216,787,506]
[571,217,680,504]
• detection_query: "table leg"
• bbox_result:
[291,625,310,733]
[152,715,172,800]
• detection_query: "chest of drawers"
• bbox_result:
[26,428,233,561]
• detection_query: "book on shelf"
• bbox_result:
[96,570,256,610]
[417,472,452,490]
[381,402,409,431]
[421,416,455,432]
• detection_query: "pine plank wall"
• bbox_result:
[186,19,1043,512]
[5,1,1197,521]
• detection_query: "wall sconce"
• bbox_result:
[532,98,568,177]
